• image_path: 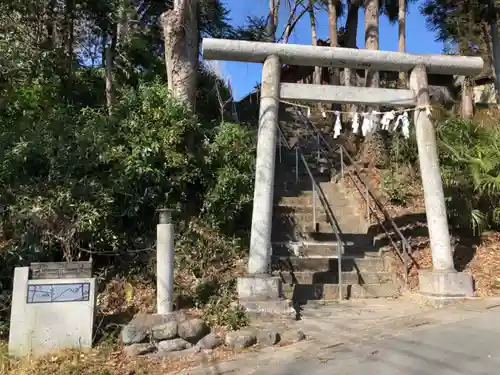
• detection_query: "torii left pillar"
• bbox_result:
[248,55,280,274]
[236,55,292,314]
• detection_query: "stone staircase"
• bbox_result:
[271,110,400,303]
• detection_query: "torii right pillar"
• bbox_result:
[410,65,474,301]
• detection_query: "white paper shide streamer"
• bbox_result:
[351,112,360,134]
[285,100,422,140]
[333,111,342,139]
[380,110,395,131]
[361,113,371,137]
[370,110,379,134]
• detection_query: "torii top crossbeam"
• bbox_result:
[202,38,483,76]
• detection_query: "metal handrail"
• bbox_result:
[294,110,415,283]
[277,124,344,301]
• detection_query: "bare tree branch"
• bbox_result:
[278,0,308,43]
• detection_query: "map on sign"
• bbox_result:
[26,283,91,304]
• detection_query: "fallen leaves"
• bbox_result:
[465,232,500,297]
[341,165,500,297]
[1,341,248,375]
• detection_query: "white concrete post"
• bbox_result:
[409,65,455,272]
[248,54,281,275]
[157,209,175,313]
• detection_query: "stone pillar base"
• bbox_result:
[237,275,294,316]
[419,270,474,300]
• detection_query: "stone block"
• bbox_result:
[151,320,178,341]
[225,330,257,349]
[256,329,280,346]
[419,270,474,298]
[124,343,156,357]
[238,299,296,316]
[8,267,96,357]
[177,318,209,343]
[196,333,223,349]
[122,311,190,344]
[157,338,192,353]
[237,275,282,301]
[280,329,306,343]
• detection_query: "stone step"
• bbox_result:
[271,213,373,240]
[292,211,329,223]
[271,227,342,243]
[274,180,316,192]
[277,195,316,207]
[274,183,329,197]
[272,217,331,234]
[273,204,364,229]
[275,198,352,213]
[277,270,395,285]
[271,233,303,243]
[275,189,316,199]
[282,282,400,301]
[274,203,325,214]
[272,255,388,273]
[272,242,338,257]
[302,222,336,234]
[277,151,331,164]
[272,240,376,258]
[275,168,330,181]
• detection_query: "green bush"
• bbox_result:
[0,79,256,334]
[388,128,419,168]
[383,116,500,235]
[201,121,256,234]
[1,82,201,261]
[437,118,500,234]
[381,169,409,206]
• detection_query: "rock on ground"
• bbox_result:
[225,330,257,350]
[280,329,306,343]
[123,343,156,357]
[157,338,192,353]
[177,318,209,343]
[121,324,147,345]
[257,329,280,346]
[151,321,178,341]
[196,333,223,350]
[121,311,188,344]
[155,346,201,359]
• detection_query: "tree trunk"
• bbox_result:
[162,0,199,111]
[344,1,359,88]
[282,3,308,43]
[102,32,115,114]
[45,0,56,48]
[364,0,379,89]
[327,0,338,47]
[308,1,321,85]
[63,0,74,101]
[363,0,382,166]
[268,0,280,41]
[488,0,500,102]
[116,0,129,47]
[398,0,407,87]
[328,0,341,113]
[105,42,114,114]
[344,1,359,118]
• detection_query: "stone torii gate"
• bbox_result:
[202,38,483,308]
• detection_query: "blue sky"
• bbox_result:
[211,0,443,100]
